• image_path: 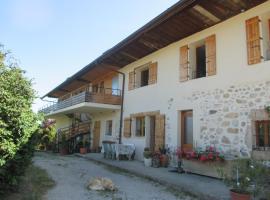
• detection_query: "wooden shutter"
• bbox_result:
[123,118,131,138]
[128,72,135,90]
[268,19,270,40]
[205,34,216,76]
[148,62,158,85]
[154,114,165,151]
[93,121,101,150]
[246,16,261,65]
[179,45,189,82]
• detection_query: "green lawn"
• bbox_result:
[3,164,55,200]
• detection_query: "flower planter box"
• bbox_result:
[182,159,232,178]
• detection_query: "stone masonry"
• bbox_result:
[188,80,270,157]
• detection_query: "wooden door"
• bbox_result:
[93,121,101,150]
[180,111,193,151]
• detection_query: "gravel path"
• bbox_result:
[34,152,196,200]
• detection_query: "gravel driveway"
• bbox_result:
[34,152,196,200]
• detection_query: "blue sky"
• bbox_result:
[0,0,178,111]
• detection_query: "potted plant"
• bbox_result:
[265,105,270,118]
[159,146,169,167]
[60,134,68,155]
[152,152,161,168]
[218,159,269,200]
[143,147,152,167]
[79,140,88,154]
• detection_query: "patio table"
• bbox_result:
[113,143,135,160]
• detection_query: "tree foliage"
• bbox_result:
[37,119,57,150]
[0,45,38,166]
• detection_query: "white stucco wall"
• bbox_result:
[120,1,270,160]
[91,111,120,146]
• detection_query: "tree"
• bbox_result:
[0,45,38,166]
[37,119,57,150]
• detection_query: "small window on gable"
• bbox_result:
[135,117,145,137]
[105,120,113,136]
[255,120,270,150]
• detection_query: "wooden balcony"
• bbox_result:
[40,88,121,115]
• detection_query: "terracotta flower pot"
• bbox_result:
[160,154,169,167]
[230,190,251,200]
[60,148,68,155]
[80,147,87,154]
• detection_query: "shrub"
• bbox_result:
[218,158,270,197]
[0,45,39,194]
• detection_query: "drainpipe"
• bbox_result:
[118,71,125,144]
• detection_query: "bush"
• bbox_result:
[218,158,270,197]
[0,45,39,194]
[36,119,57,151]
[143,148,153,159]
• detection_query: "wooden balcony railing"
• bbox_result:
[39,88,121,114]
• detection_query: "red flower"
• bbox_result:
[200,155,208,162]
[209,146,215,152]
[185,153,191,160]
[191,151,197,158]
[208,152,214,160]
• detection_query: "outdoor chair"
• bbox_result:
[110,143,116,160]
[102,143,109,158]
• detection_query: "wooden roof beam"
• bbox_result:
[59,88,70,92]
[192,5,221,23]
[76,78,91,83]
[138,38,160,50]
[120,51,139,61]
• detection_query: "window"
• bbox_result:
[92,84,99,93]
[135,117,145,137]
[180,35,216,82]
[134,63,150,88]
[246,14,270,64]
[140,69,149,87]
[190,40,206,79]
[255,120,270,149]
[99,81,104,93]
[128,62,158,90]
[261,14,270,61]
[112,76,119,95]
[105,120,113,136]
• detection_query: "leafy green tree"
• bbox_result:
[0,45,38,166]
[37,119,57,150]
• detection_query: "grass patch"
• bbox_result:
[3,164,55,200]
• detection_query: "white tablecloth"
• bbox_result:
[112,143,135,160]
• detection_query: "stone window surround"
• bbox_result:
[251,109,270,150]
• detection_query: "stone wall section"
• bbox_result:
[187,80,270,157]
